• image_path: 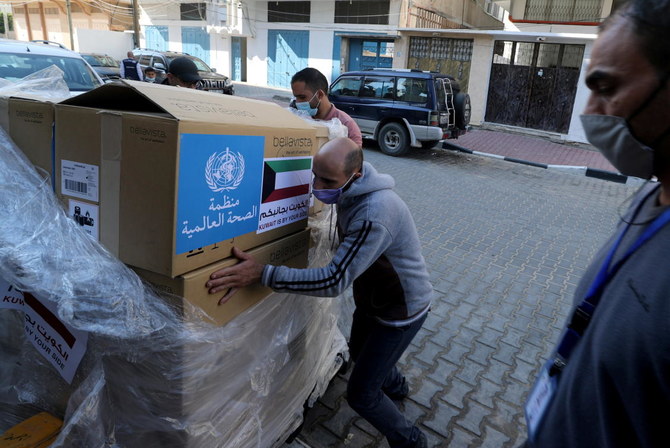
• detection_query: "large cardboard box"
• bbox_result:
[1,96,57,186]
[55,80,318,277]
[132,228,310,327]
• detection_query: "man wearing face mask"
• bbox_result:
[207,137,432,448]
[291,67,363,147]
[523,1,670,447]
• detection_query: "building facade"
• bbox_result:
[137,0,504,89]
[10,0,133,46]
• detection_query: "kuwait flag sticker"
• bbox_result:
[257,157,313,233]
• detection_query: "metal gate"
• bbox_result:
[485,41,584,133]
[348,39,393,71]
[267,30,309,89]
[408,37,473,91]
[144,26,168,51]
[181,26,210,65]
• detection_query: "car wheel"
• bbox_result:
[454,93,471,129]
[420,140,439,149]
[378,122,409,156]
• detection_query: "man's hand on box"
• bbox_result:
[207,247,265,305]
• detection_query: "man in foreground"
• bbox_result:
[524,1,670,446]
[291,67,363,146]
[207,137,431,447]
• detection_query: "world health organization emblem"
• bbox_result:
[205,148,245,192]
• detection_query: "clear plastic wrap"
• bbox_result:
[285,107,349,140]
[0,65,70,101]
[0,125,347,447]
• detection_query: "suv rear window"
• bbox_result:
[396,77,428,104]
[360,76,394,99]
[165,56,211,73]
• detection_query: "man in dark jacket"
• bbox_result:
[207,137,432,448]
[524,0,670,447]
[119,51,142,81]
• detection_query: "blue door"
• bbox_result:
[182,27,210,65]
[144,26,168,51]
[349,39,394,71]
[267,30,309,89]
[231,36,243,81]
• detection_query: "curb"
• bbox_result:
[442,141,632,185]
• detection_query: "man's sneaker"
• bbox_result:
[384,376,410,401]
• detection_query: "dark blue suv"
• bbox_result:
[329,69,470,156]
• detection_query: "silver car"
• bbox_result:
[0,39,103,94]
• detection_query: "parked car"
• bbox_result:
[0,39,103,94]
[132,48,234,95]
[80,53,120,81]
[328,69,471,156]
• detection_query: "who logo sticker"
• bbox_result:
[176,134,265,254]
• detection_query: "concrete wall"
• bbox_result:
[566,40,595,143]
[76,29,133,60]
[408,0,504,29]
[469,35,495,127]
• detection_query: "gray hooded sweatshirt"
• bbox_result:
[262,161,433,325]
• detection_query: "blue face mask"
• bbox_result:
[312,172,357,204]
[295,91,320,117]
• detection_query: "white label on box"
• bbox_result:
[61,159,99,202]
[0,278,89,384]
[68,200,99,241]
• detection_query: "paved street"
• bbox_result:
[291,145,640,448]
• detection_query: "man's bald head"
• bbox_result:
[315,137,363,177]
[312,137,363,192]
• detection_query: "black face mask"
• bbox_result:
[627,72,670,148]
[580,73,670,179]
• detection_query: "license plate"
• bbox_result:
[207,89,224,94]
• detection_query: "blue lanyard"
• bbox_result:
[552,186,670,375]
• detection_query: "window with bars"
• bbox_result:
[492,41,585,69]
[524,0,603,22]
[268,1,311,23]
[409,37,473,62]
[334,1,390,25]
[181,3,207,21]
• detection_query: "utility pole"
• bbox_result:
[65,0,74,49]
[132,0,140,48]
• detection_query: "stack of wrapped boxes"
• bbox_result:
[0,81,343,447]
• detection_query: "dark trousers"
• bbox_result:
[347,308,427,448]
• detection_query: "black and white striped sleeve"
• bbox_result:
[261,220,392,297]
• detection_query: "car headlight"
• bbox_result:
[224,78,231,86]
